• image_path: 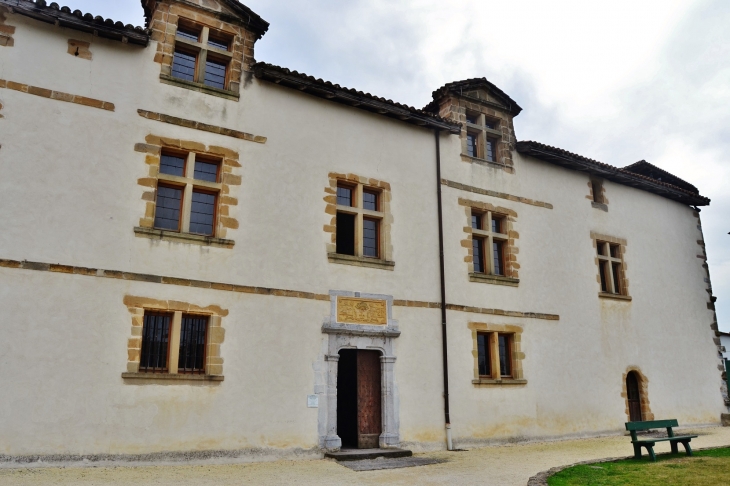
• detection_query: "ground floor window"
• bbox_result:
[471,323,525,384]
[140,311,209,374]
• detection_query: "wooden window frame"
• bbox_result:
[462,112,503,163]
[471,210,508,276]
[154,182,185,233]
[470,324,525,385]
[172,19,234,90]
[335,182,384,260]
[597,241,624,295]
[154,149,223,237]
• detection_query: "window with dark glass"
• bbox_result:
[337,186,353,206]
[498,334,512,377]
[204,58,227,89]
[477,333,491,377]
[363,218,379,258]
[194,158,219,182]
[466,131,479,158]
[485,138,496,162]
[190,191,216,235]
[171,49,197,82]
[462,113,502,161]
[596,241,625,295]
[153,150,223,238]
[139,312,172,373]
[171,20,233,92]
[154,185,183,231]
[333,182,386,261]
[160,153,186,177]
[471,210,508,277]
[363,190,378,211]
[178,315,208,374]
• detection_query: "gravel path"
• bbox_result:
[2,427,729,485]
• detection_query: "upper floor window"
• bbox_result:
[154,151,222,237]
[336,183,383,259]
[462,112,501,163]
[471,210,507,276]
[596,241,625,295]
[172,20,233,91]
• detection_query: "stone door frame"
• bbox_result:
[320,291,400,451]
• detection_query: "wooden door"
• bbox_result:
[356,350,382,448]
[626,372,642,422]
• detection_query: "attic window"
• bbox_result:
[169,20,234,93]
[591,180,603,203]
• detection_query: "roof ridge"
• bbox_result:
[253,61,461,133]
[516,141,709,206]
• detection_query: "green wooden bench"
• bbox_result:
[625,419,697,462]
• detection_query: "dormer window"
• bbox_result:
[169,19,234,93]
[462,112,502,164]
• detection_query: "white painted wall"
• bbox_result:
[0,7,724,458]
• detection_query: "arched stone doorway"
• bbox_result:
[626,371,642,422]
[622,367,653,422]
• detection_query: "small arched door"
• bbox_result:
[626,371,642,422]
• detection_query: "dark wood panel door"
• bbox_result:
[356,350,382,448]
[627,371,642,422]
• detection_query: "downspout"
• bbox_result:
[434,129,453,450]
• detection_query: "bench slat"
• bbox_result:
[633,435,697,443]
[625,419,678,431]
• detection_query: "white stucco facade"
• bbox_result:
[0,0,725,461]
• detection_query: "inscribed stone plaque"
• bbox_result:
[336,297,387,325]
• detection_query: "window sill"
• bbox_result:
[599,292,632,301]
[472,378,527,386]
[327,252,395,271]
[469,273,519,287]
[160,74,239,101]
[134,227,234,248]
[460,154,512,171]
[591,201,608,212]
[122,372,224,382]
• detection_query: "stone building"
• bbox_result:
[0,0,726,461]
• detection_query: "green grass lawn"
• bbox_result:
[548,447,730,485]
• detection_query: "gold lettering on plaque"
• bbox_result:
[336,297,387,325]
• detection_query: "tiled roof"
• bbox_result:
[140,0,269,38]
[516,141,709,206]
[425,77,523,116]
[623,159,699,195]
[253,62,462,134]
[1,0,149,46]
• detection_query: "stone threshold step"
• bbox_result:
[325,448,413,461]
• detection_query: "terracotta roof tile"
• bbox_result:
[516,141,709,206]
[253,62,462,134]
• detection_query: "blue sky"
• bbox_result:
[62,0,729,330]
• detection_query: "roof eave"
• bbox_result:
[516,142,710,207]
[254,64,461,134]
[5,0,149,46]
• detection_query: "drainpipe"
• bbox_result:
[434,129,453,450]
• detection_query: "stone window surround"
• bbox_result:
[460,198,519,286]
[324,172,394,270]
[135,135,241,248]
[150,2,254,100]
[122,295,226,382]
[319,291,400,451]
[469,322,526,386]
[67,39,91,60]
[587,178,608,212]
[591,232,631,300]
[621,367,654,421]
